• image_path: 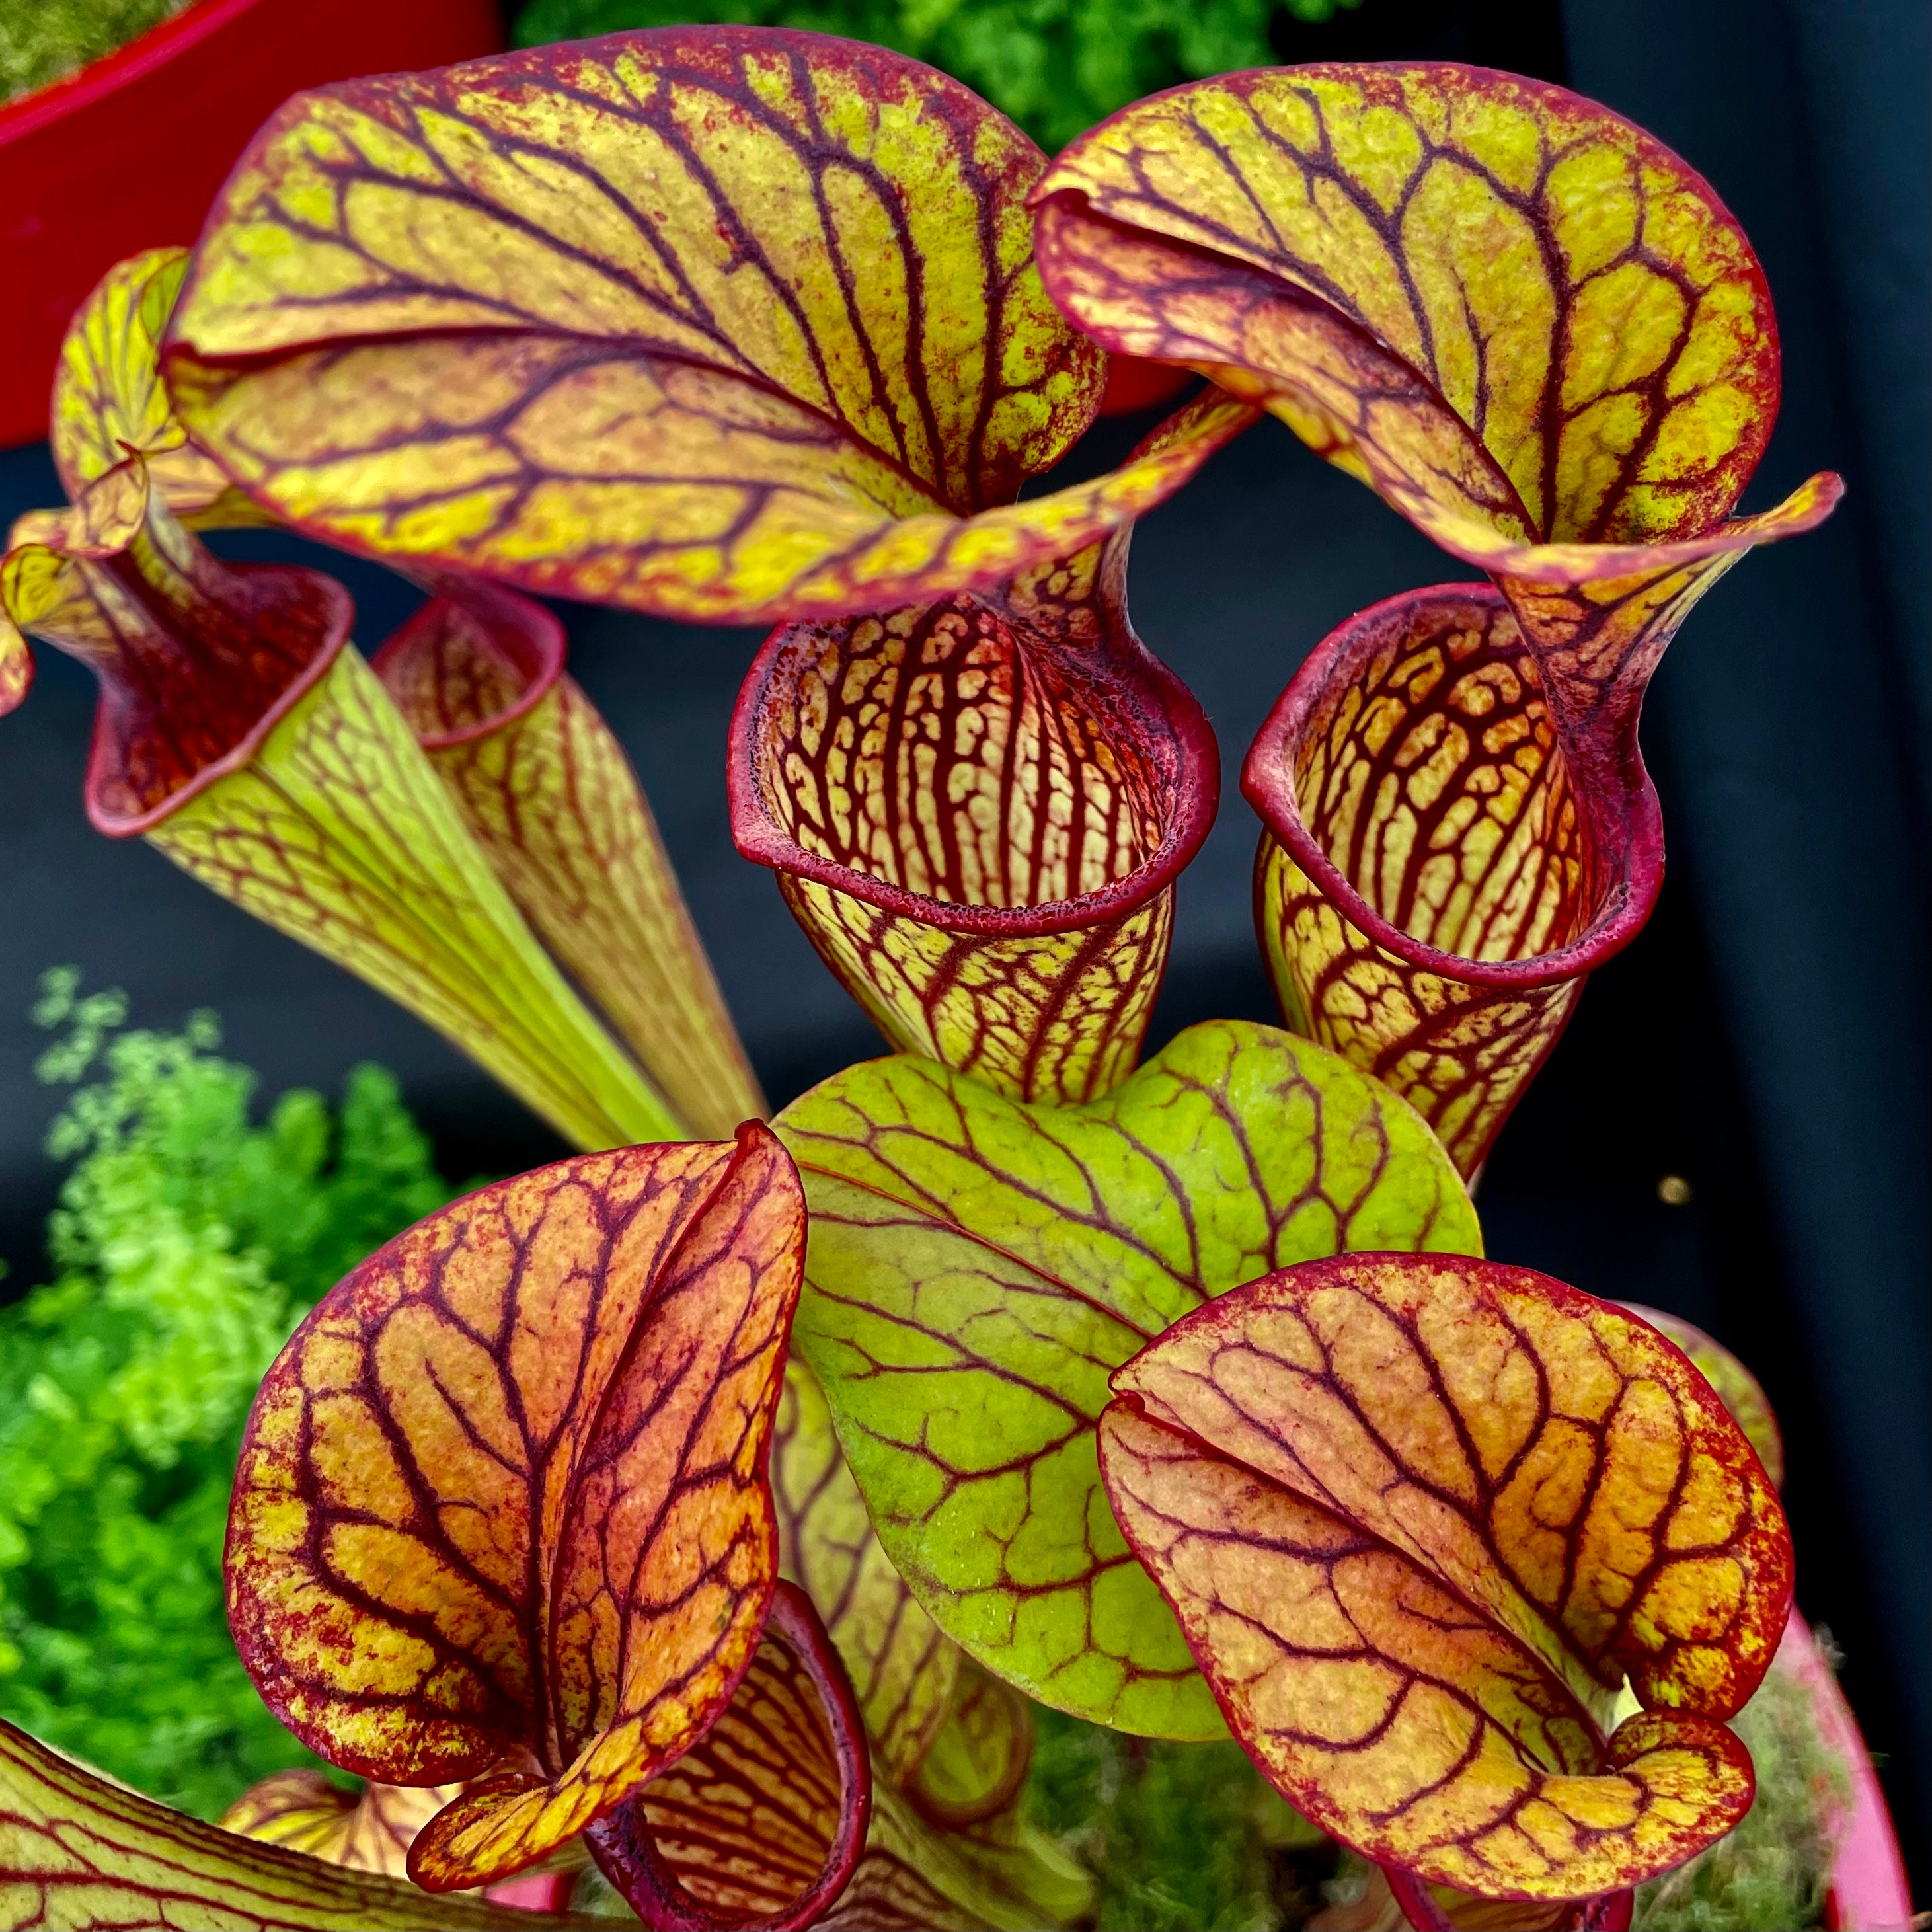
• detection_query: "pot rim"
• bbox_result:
[0,0,267,145]
[1782,1610,1916,1931]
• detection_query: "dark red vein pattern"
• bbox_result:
[161,29,1235,623]
[172,28,1088,506]
[225,1125,807,1890]
[1031,63,1840,775]
[773,1359,960,1782]
[1243,583,1653,1175]
[584,1580,870,1930]
[0,1719,594,1930]
[771,1366,1077,1924]
[777,1018,1479,1735]
[1617,1304,1783,1492]
[1097,1253,1791,1898]
[732,496,1220,1104]
[3,455,678,1154]
[141,637,681,1155]
[50,247,257,527]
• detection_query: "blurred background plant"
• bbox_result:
[1,0,1370,139]
[512,0,1361,149]
[0,0,190,101]
[0,972,451,1818]
[1025,1709,1337,1929]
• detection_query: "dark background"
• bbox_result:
[1,0,1924,1891]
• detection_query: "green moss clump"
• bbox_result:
[1024,1705,1334,1930]
[0,0,191,103]
[1633,1655,1850,1932]
[512,0,1362,154]
[0,971,453,1819]
[1019,1650,1849,1931]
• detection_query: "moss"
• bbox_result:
[0,972,453,1818]
[1633,1655,1849,1932]
[0,0,191,103]
[1024,1705,1336,1930]
[511,0,1363,154]
[1019,1652,1849,1932]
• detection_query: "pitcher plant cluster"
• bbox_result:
[0,29,1838,1932]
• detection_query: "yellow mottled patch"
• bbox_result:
[1562,262,1685,415]
[1446,96,1545,196]
[1548,144,1640,282]
[1343,104,1426,214]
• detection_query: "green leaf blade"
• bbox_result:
[777,1019,1480,1736]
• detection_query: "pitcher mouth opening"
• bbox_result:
[369,578,566,752]
[730,591,1219,939]
[1242,582,1665,990]
[87,562,352,839]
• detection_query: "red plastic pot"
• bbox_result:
[484,1871,578,1912]
[1778,1612,1917,1931]
[0,0,502,451]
